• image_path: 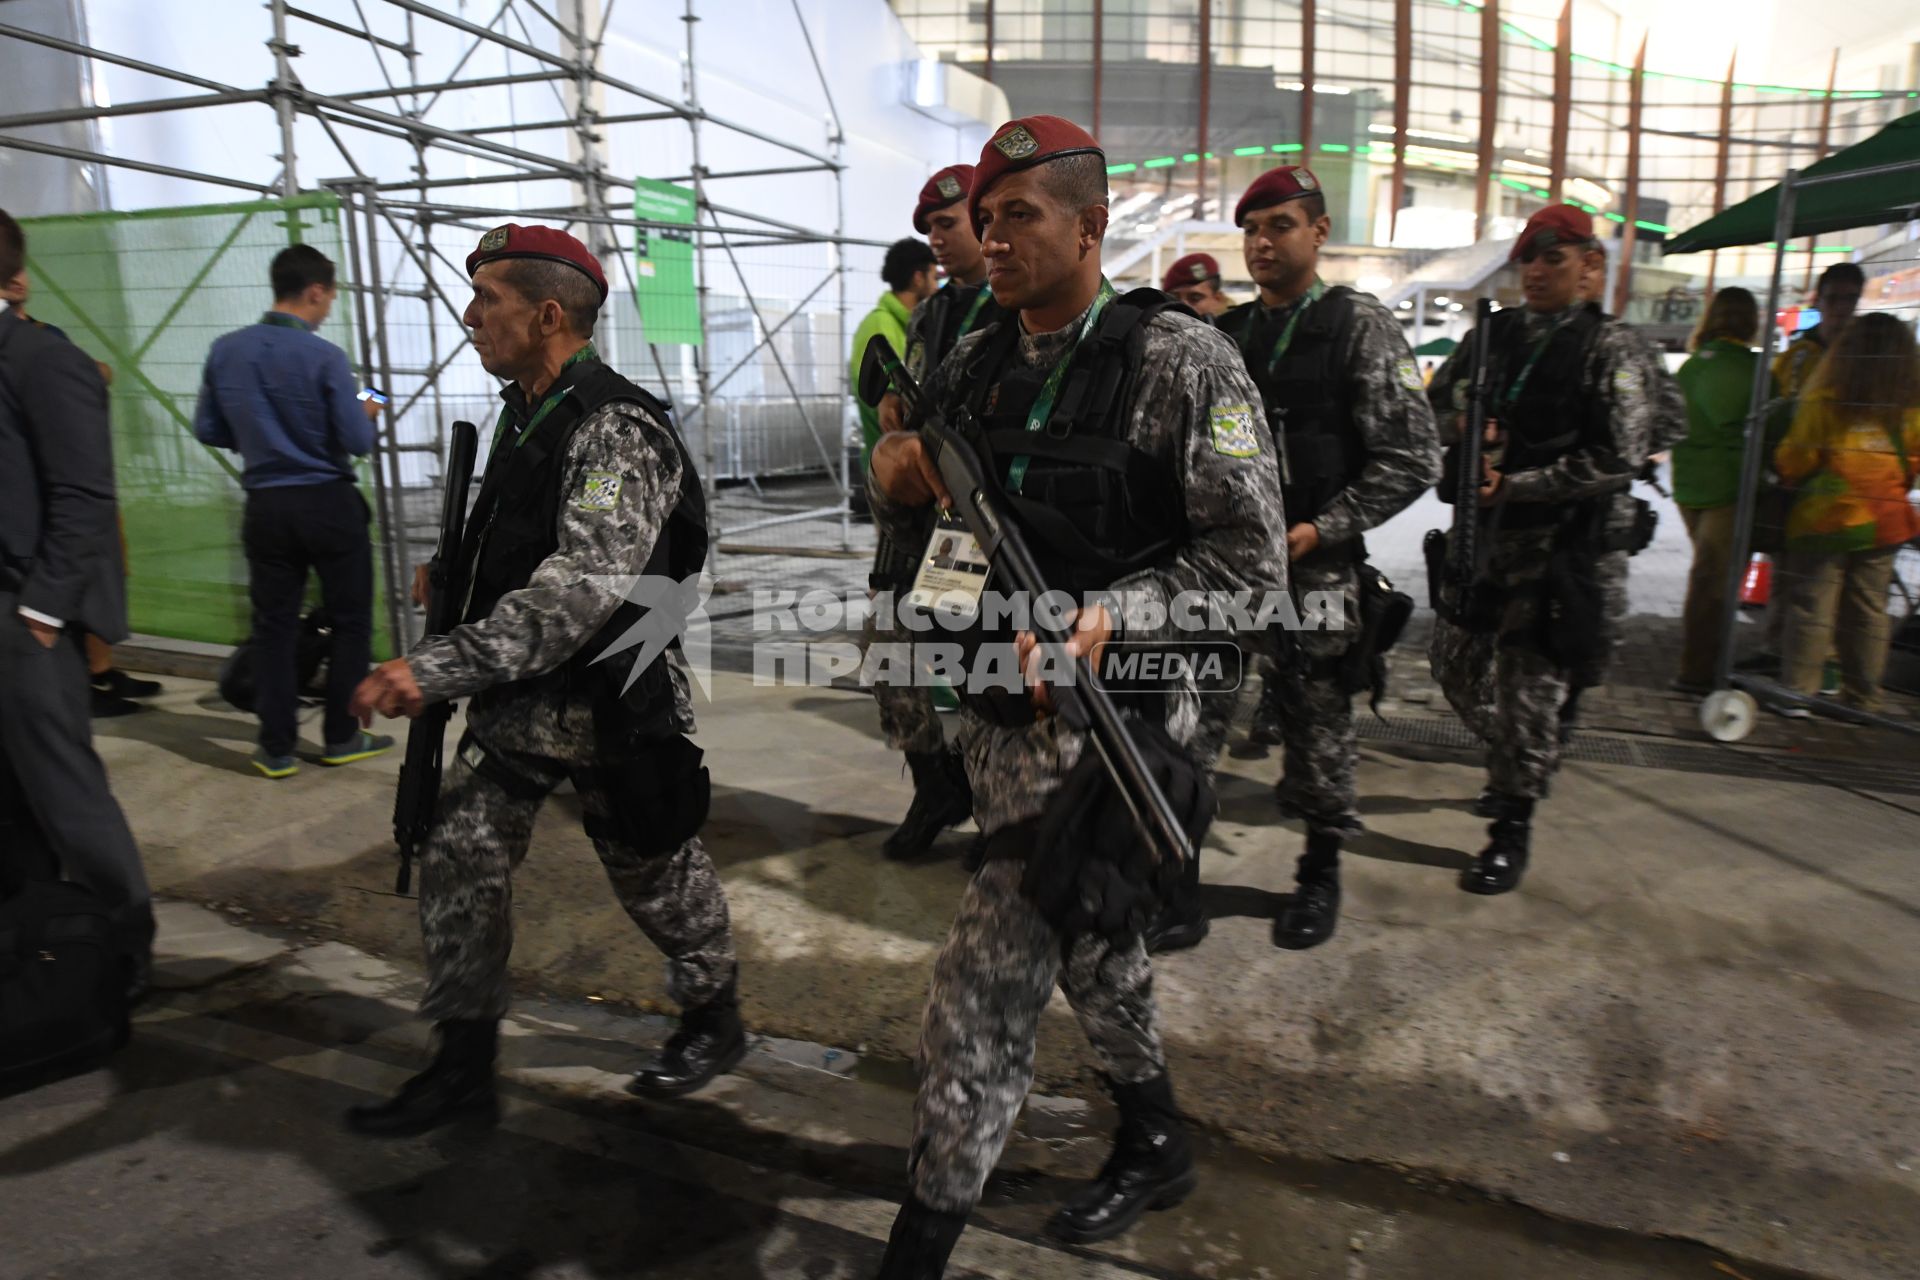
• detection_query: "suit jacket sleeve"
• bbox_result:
[16,333,117,626]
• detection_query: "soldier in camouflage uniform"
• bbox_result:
[1427,205,1657,894]
[865,165,1010,864]
[1174,165,1440,953]
[1550,245,1688,743]
[866,117,1288,1279]
[343,226,742,1138]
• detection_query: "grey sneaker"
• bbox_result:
[321,731,395,766]
[252,748,299,779]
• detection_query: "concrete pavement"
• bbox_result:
[0,902,1847,1279]
[68,662,1920,1280]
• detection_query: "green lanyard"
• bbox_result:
[490,343,600,455]
[957,283,992,336]
[1241,277,1325,374]
[1498,311,1579,412]
[1007,279,1117,493]
[259,311,310,332]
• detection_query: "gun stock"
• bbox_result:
[857,335,1196,869]
[392,418,480,893]
[1435,298,1494,625]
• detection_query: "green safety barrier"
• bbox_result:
[21,194,393,656]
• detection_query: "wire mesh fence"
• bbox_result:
[15,195,397,652]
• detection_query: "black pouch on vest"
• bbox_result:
[1336,562,1415,703]
[1542,542,1607,669]
[581,732,711,856]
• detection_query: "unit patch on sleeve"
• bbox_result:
[1208,403,1262,458]
[575,470,624,511]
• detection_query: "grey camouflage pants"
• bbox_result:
[909,857,1165,1214]
[1273,559,1361,835]
[1569,549,1630,691]
[1429,620,1568,800]
[864,610,947,757]
[416,749,737,1023]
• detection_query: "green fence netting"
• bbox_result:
[21,193,391,655]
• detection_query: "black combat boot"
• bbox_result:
[1274,831,1342,951]
[883,748,974,861]
[875,1197,968,1279]
[1471,786,1501,818]
[1460,797,1533,895]
[345,1019,499,1137]
[1143,853,1208,954]
[628,987,747,1098]
[1046,1074,1197,1244]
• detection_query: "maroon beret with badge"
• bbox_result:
[465,223,608,302]
[1161,253,1221,291]
[914,164,975,233]
[1234,165,1324,226]
[968,115,1105,235]
[1511,204,1597,261]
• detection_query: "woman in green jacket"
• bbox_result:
[1671,288,1760,692]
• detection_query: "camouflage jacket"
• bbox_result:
[903,278,1005,387]
[410,388,695,742]
[868,295,1290,832]
[1222,289,1442,547]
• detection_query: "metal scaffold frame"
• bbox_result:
[0,0,876,650]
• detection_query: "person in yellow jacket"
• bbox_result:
[1773,312,1920,714]
[849,238,938,475]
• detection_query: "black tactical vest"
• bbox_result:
[1218,288,1362,532]
[956,287,1189,596]
[1490,303,1608,470]
[935,288,1192,724]
[460,359,708,719]
[909,280,1006,382]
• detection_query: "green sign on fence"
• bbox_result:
[632,177,703,346]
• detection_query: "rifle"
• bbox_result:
[857,335,1197,870]
[1424,297,1495,625]
[392,419,480,893]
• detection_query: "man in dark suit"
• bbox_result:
[0,208,153,986]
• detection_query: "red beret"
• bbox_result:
[969,115,1104,234]
[914,164,975,233]
[1161,253,1221,291]
[1234,165,1324,225]
[1511,204,1597,261]
[466,223,608,302]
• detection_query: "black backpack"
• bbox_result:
[0,881,130,1086]
[218,608,332,712]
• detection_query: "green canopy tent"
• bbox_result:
[1664,108,1920,254]
[1413,336,1458,357]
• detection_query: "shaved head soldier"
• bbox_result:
[344,226,743,1136]
[867,116,1287,1275]
[1170,166,1439,951]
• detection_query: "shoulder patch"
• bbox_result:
[1208,403,1262,458]
[575,470,624,512]
[1396,358,1424,393]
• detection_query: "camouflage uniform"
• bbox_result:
[1217,288,1441,832]
[870,300,1287,1214]
[408,389,736,1023]
[1572,327,1683,695]
[1426,305,1657,798]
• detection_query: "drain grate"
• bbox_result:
[1356,714,1920,796]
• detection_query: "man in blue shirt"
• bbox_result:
[194,244,389,777]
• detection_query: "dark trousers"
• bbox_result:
[0,597,153,965]
[242,480,374,756]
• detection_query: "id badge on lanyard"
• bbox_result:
[905,512,991,621]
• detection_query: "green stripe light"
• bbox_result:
[1233,145,1267,157]
[1320,143,1351,153]
[1142,156,1177,169]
